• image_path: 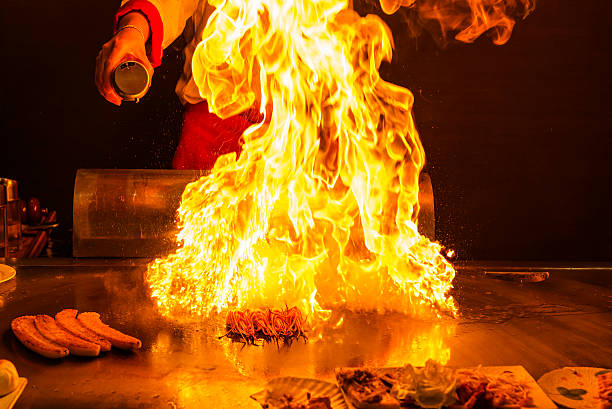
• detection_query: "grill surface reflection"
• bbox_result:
[0,262,610,409]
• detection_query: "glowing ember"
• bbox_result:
[147,0,531,327]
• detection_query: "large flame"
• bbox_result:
[147,0,529,326]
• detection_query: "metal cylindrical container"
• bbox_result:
[0,185,7,260]
[72,169,435,258]
[112,60,150,102]
[0,179,21,252]
[73,169,207,257]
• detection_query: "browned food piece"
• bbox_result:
[307,399,331,409]
[11,316,69,359]
[454,370,489,409]
[454,369,534,409]
[598,372,612,409]
[275,393,332,409]
[34,315,100,357]
[55,309,111,352]
[278,394,307,409]
[77,312,141,351]
[336,368,399,409]
[306,393,332,409]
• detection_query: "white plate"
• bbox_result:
[538,367,611,409]
[251,377,348,409]
[0,265,16,284]
[0,377,27,409]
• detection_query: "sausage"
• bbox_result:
[77,312,142,351]
[11,316,69,359]
[55,309,111,352]
[34,315,100,357]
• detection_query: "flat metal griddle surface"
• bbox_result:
[0,261,610,408]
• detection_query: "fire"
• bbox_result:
[376,0,534,45]
[413,0,534,45]
[147,0,529,327]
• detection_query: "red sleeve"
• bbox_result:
[114,0,164,67]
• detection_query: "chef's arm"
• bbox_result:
[117,12,151,43]
[95,11,153,106]
[95,0,200,105]
[116,0,201,64]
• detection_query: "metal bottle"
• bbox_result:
[112,60,151,102]
[0,179,20,251]
[0,185,7,259]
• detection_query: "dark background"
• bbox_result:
[1,0,610,260]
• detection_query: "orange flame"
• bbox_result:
[147,0,529,328]
[378,0,534,45]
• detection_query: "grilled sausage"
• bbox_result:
[77,312,142,351]
[55,309,111,352]
[34,315,100,357]
[11,316,69,359]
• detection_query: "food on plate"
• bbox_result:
[306,393,333,409]
[273,392,332,409]
[11,316,69,359]
[393,360,457,409]
[337,361,537,409]
[34,315,100,357]
[598,372,612,409]
[337,360,457,409]
[453,367,533,409]
[77,312,142,350]
[0,359,19,395]
[250,377,342,409]
[55,309,112,352]
[221,306,307,345]
[336,368,398,409]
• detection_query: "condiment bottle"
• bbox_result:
[0,185,7,260]
[0,179,20,252]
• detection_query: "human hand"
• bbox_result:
[95,21,153,106]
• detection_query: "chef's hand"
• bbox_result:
[95,12,153,106]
